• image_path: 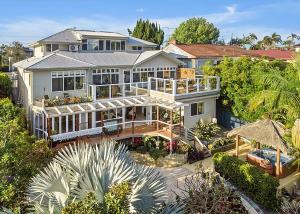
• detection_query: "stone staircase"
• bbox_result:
[173,126,211,158]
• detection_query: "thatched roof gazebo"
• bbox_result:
[227,119,289,177]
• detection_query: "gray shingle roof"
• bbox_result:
[37,29,80,44]
[13,50,182,70]
[59,51,140,67]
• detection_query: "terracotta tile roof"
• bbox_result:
[250,50,295,60]
[174,44,255,58]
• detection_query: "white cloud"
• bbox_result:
[136,8,144,13]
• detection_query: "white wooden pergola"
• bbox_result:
[32,96,186,144]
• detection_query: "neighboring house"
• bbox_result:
[164,40,255,74]
[13,28,220,144]
[250,49,296,61]
[294,44,300,52]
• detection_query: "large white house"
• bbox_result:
[13,28,220,144]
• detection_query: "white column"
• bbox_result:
[42,113,45,138]
[52,117,55,132]
[66,115,69,133]
[37,113,40,138]
[86,113,88,129]
[33,112,36,136]
[72,114,75,131]
[197,79,200,92]
[58,116,62,134]
[79,114,82,130]
[216,76,220,90]
[122,107,126,129]
[172,80,177,95]
[92,85,96,101]
[92,112,96,128]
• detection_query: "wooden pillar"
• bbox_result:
[156,106,159,131]
[170,109,173,155]
[235,135,240,157]
[276,145,281,177]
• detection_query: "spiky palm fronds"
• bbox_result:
[248,72,300,122]
[27,139,167,213]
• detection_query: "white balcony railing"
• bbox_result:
[149,76,220,96]
[88,82,148,101]
[88,76,220,102]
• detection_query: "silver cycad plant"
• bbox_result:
[27,139,168,213]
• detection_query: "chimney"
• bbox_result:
[169,39,177,45]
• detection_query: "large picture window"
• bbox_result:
[51,71,86,92]
[92,69,119,85]
[191,102,204,116]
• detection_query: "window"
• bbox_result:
[99,40,104,50]
[82,39,87,50]
[87,39,99,50]
[132,46,142,51]
[116,41,121,50]
[111,41,116,50]
[92,68,119,85]
[51,71,86,92]
[106,40,111,50]
[191,102,204,116]
[64,76,74,91]
[46,44,59,52]
[121,41,125,50]
[46,44,52,52]
[52,44,59,51]
[52,78,63,91]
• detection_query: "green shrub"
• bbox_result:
[0,72,12,98]
[149,148,167,160]
[193,120,220,142]
[208,137,234,150]
[213,153,280,210]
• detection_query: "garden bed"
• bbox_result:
[117,137,191,167]
[130,152,188,167]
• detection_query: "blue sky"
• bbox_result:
[0,0,299,45]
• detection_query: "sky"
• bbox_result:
[0,0,299,45]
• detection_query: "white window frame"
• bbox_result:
[92,68,120,85]
[51,71,86,92]
[190,102,204,116]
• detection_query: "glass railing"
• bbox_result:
[89,82,149,101]
[149,76,220,96]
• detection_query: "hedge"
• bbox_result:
[213,152,280,211]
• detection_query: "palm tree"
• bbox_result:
[27,139,168,213]
[261,36,273,49]
[248,70,300,125]
[243,33,257,47]
[270,32,282,48]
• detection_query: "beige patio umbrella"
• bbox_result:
[227,119,289,177]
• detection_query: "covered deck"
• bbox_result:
[32,96,187,149]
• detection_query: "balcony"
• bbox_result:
[148,76,220,100]
[88,82,149,101]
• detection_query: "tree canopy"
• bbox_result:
[171,18,220,44]
[0,98,52,212]
[128,19,164,47]
[203,57,299,126]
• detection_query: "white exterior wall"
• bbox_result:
[183,97,217,129]
[32,69,88,100]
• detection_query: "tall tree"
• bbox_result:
[270,32,282,48]
[1,41,26,68]
[171,18,220,44]
[130,19,164,48]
